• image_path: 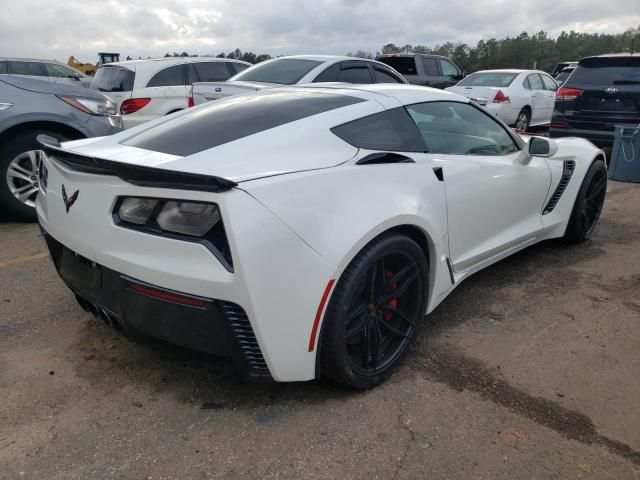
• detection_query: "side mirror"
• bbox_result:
[528,137,558,158]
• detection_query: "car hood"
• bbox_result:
[0,75,107,99]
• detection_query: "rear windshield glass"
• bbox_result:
[123,91,365,156]
[377,57,417,76]
[571,57,640,85]
[230,59,322,85]
[92,66,135,92]
[458,72,518,87]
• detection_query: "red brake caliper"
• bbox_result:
[384,271,398,321]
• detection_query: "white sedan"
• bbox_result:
[36,84,606,388]
[446,69,559,131]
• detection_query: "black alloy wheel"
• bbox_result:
[320,233,428,388]
[564,158,607,242]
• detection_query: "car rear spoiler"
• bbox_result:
[37,135,238,193]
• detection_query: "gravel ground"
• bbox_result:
[1,180,639,480]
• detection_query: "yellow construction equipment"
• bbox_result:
[67,53,121,76]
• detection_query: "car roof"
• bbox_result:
[106,57,251,68]
[595,53,640,57]
[290,83,469,105]
[376,53,449,59]
[0,57,69,64]
[274,54,367,62]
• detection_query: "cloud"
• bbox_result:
[1,0,638,62]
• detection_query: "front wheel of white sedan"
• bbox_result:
[320,232,429,389]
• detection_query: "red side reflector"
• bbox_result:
[556,87,583,101]
[308,279,335,352]
[550,122,568,129]
[128,283,209,308]
[187,86,195,108]
[120,98,151,115]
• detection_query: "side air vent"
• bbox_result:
[543,160,576,215]
[220,302,271,379]
[356,152,415,165]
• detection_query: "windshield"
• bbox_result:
[91,66,134,92]
[458,72,518,87]
[571,57,640,85]
[230,58,323,85]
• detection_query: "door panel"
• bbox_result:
[429,152,550,270]
[405,100,551,271]
[526,74,546,124]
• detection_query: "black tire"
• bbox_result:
[0,129,69,222]
[564,158,607,243]
[515,108,531,131]
[320,232,429,388]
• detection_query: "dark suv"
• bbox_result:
[376,54,465,89]
[549,54,640,148]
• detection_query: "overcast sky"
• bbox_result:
[3,0,639,62]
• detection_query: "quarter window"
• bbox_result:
[187,62,231,83]
[405,101,519,156]
[147,65,185,87]
[331,108,425,152]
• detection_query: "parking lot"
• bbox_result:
[0,178,638,479]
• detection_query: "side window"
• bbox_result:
[314,62,373,84]
[8,61,47,76]
[373,67,404,84]
[541,74,558,91]
[46,63,78,78]
[438,59,458,77]
[0,61,7,74]
[146,64,185,87]
[422,58,438,76]
[527,74,543,90]
[331,108,425,152]
[189,62,232,83]
[405,101,519,156]
[230,62,250,74]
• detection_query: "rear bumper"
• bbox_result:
[36,152,336,382]
[42,229,271,380]
[549,114,616,148]
[549,127,614,148]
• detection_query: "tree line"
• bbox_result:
[376,26,640,73]
[160,26,640,73]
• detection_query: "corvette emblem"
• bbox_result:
[62,184,79,213]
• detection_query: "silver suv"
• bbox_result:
[0,58,88,87]
[0,75,122,221]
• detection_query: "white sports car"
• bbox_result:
[36,84,607,388]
